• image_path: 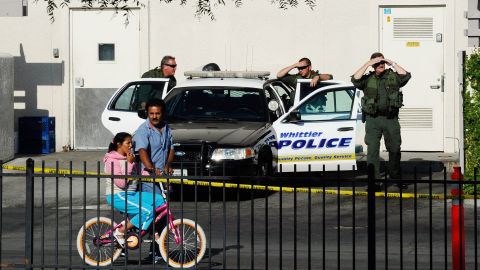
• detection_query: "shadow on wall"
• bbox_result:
[13,43,64,130]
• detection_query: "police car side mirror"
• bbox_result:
[287,110,301,122]
[137,109,147,119]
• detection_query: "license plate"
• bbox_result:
[172,169,188,176]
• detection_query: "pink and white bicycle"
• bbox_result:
[76,189,206,268]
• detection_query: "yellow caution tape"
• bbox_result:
[1,164,477,200]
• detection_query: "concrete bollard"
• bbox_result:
[0,53,14,161]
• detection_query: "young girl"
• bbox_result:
[104,132,164,246]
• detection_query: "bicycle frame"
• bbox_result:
[98,198,182,246]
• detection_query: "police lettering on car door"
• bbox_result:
[268,131,354,162]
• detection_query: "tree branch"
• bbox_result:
[39,0,317,22]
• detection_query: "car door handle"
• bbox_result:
[337,127,353,131]
[430,85,440,89]
[108,117,121,121]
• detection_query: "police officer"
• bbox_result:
[277,57,333,88]
[351,52,411,189]
[202,62,221,71]
[142,55,177,91]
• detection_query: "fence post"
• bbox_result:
[451,166,465,270]
[367,163,376,270]
[25,158,34,268]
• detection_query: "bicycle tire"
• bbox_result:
[76,216,122,266]
[159,218,207,268]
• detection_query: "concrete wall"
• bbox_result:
[0,0,24,16]
[0,1,69,152]
[0,53,14,161]
[74,88,116,149]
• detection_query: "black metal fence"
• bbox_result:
[0,159,479,269]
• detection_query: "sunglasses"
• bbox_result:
[165,64,177,68]
[297,66,309,70]
[373,61,386,68]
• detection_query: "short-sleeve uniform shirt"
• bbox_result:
[133,120,174,171]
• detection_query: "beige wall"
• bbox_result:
[0,0,70,151]
[0,0,468,153]
[146,0,373,84]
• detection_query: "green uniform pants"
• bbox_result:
[365,115,401,179]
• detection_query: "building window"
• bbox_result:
[98,44,115,61]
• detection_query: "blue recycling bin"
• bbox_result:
[18,116,55,154]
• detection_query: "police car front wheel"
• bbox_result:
[257,156,272,177]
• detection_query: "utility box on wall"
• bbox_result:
[0,53,14,161]
[18,117,55,154]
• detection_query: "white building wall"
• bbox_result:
[0,0,24,16]
[0,0,70,151]
[0,0,468,153]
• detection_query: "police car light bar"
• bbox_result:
[184,71,270,79]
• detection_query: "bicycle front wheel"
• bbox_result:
[159,218,207,268]
[76,216,122,266]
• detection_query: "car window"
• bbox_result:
[111,81,167,111]
[270,81,292,111]
[298,81,339,101]
[113,87,134,110]
[298,88,354,121]
[165,87,267,122]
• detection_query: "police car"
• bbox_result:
[101,71,362,176]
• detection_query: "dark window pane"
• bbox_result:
[99,44,115,61]
[111,82,167,111]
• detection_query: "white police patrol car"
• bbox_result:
[101,71,362,175]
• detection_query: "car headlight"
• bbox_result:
[211,147,254,161]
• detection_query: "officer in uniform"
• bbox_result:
[277,57,333,89]
[142,55,177,91]
[277,57,333,108]
[202,62,221,71]
[351,52,411,189]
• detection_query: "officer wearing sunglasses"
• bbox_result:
[142,55,177,91]
[277,57,333,89]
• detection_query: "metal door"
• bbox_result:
[71,9,140,149]
[380,6,445,151]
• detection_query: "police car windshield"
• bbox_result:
[165,87,268,122]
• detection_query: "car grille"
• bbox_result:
[173,143,216,164]
[174,144,202,162]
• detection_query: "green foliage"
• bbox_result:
[38,0,316,21]
[463,48,480,194]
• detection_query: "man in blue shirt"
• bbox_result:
[133,98,174,263]
[134,98,175,194]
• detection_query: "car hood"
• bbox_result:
[169,121,270,146]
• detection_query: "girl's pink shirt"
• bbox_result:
[103,151,136,188]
